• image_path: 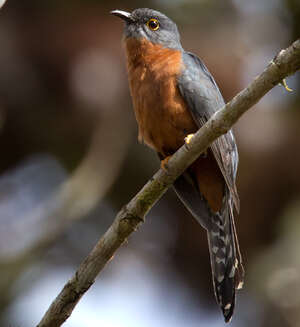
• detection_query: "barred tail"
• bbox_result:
[207,210,244,323]
[172,172,244,321]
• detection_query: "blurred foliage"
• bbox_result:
[0,0,299,326]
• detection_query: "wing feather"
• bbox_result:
[177,52,239,212]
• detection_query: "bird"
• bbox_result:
[111,8,244,322]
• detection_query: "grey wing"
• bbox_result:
[178,51,239,212]
[175,52,243,321]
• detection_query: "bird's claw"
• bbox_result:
[184,133,194,144]
[281,78,293,92]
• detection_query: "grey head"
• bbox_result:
[111,8,183,50]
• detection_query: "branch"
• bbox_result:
[37,39,300,327]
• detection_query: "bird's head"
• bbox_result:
[111,8,182,50]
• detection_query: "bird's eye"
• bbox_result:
[147,18,160,31]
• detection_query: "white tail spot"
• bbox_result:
[217,275,225,283]
[216,257,226,264]
[237,281,244,289]
[224,303,231,310]
[212,246,218,254]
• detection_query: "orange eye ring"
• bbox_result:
[147,18,160,31]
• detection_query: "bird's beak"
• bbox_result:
[110,10,134,23]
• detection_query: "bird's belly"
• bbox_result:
[140,107,196,156]
[130,73,197,157]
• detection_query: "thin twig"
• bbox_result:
[37,39,300,327]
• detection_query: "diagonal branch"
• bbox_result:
[37,39,300,327]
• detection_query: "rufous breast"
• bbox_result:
[125,37,197,157]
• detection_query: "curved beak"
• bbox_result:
[110,10,134,23]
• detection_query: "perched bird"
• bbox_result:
[111,8,244,322]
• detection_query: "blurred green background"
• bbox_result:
[0,0,299,326]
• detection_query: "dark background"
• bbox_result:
[0,0,299,326]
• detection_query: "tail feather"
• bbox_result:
[207,208,244,323]
[172,171,243,322]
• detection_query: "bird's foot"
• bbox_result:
[281,78,293,92]
[161,155,172,170]
[184,133,194,144]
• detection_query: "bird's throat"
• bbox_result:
[125,37,182,74]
